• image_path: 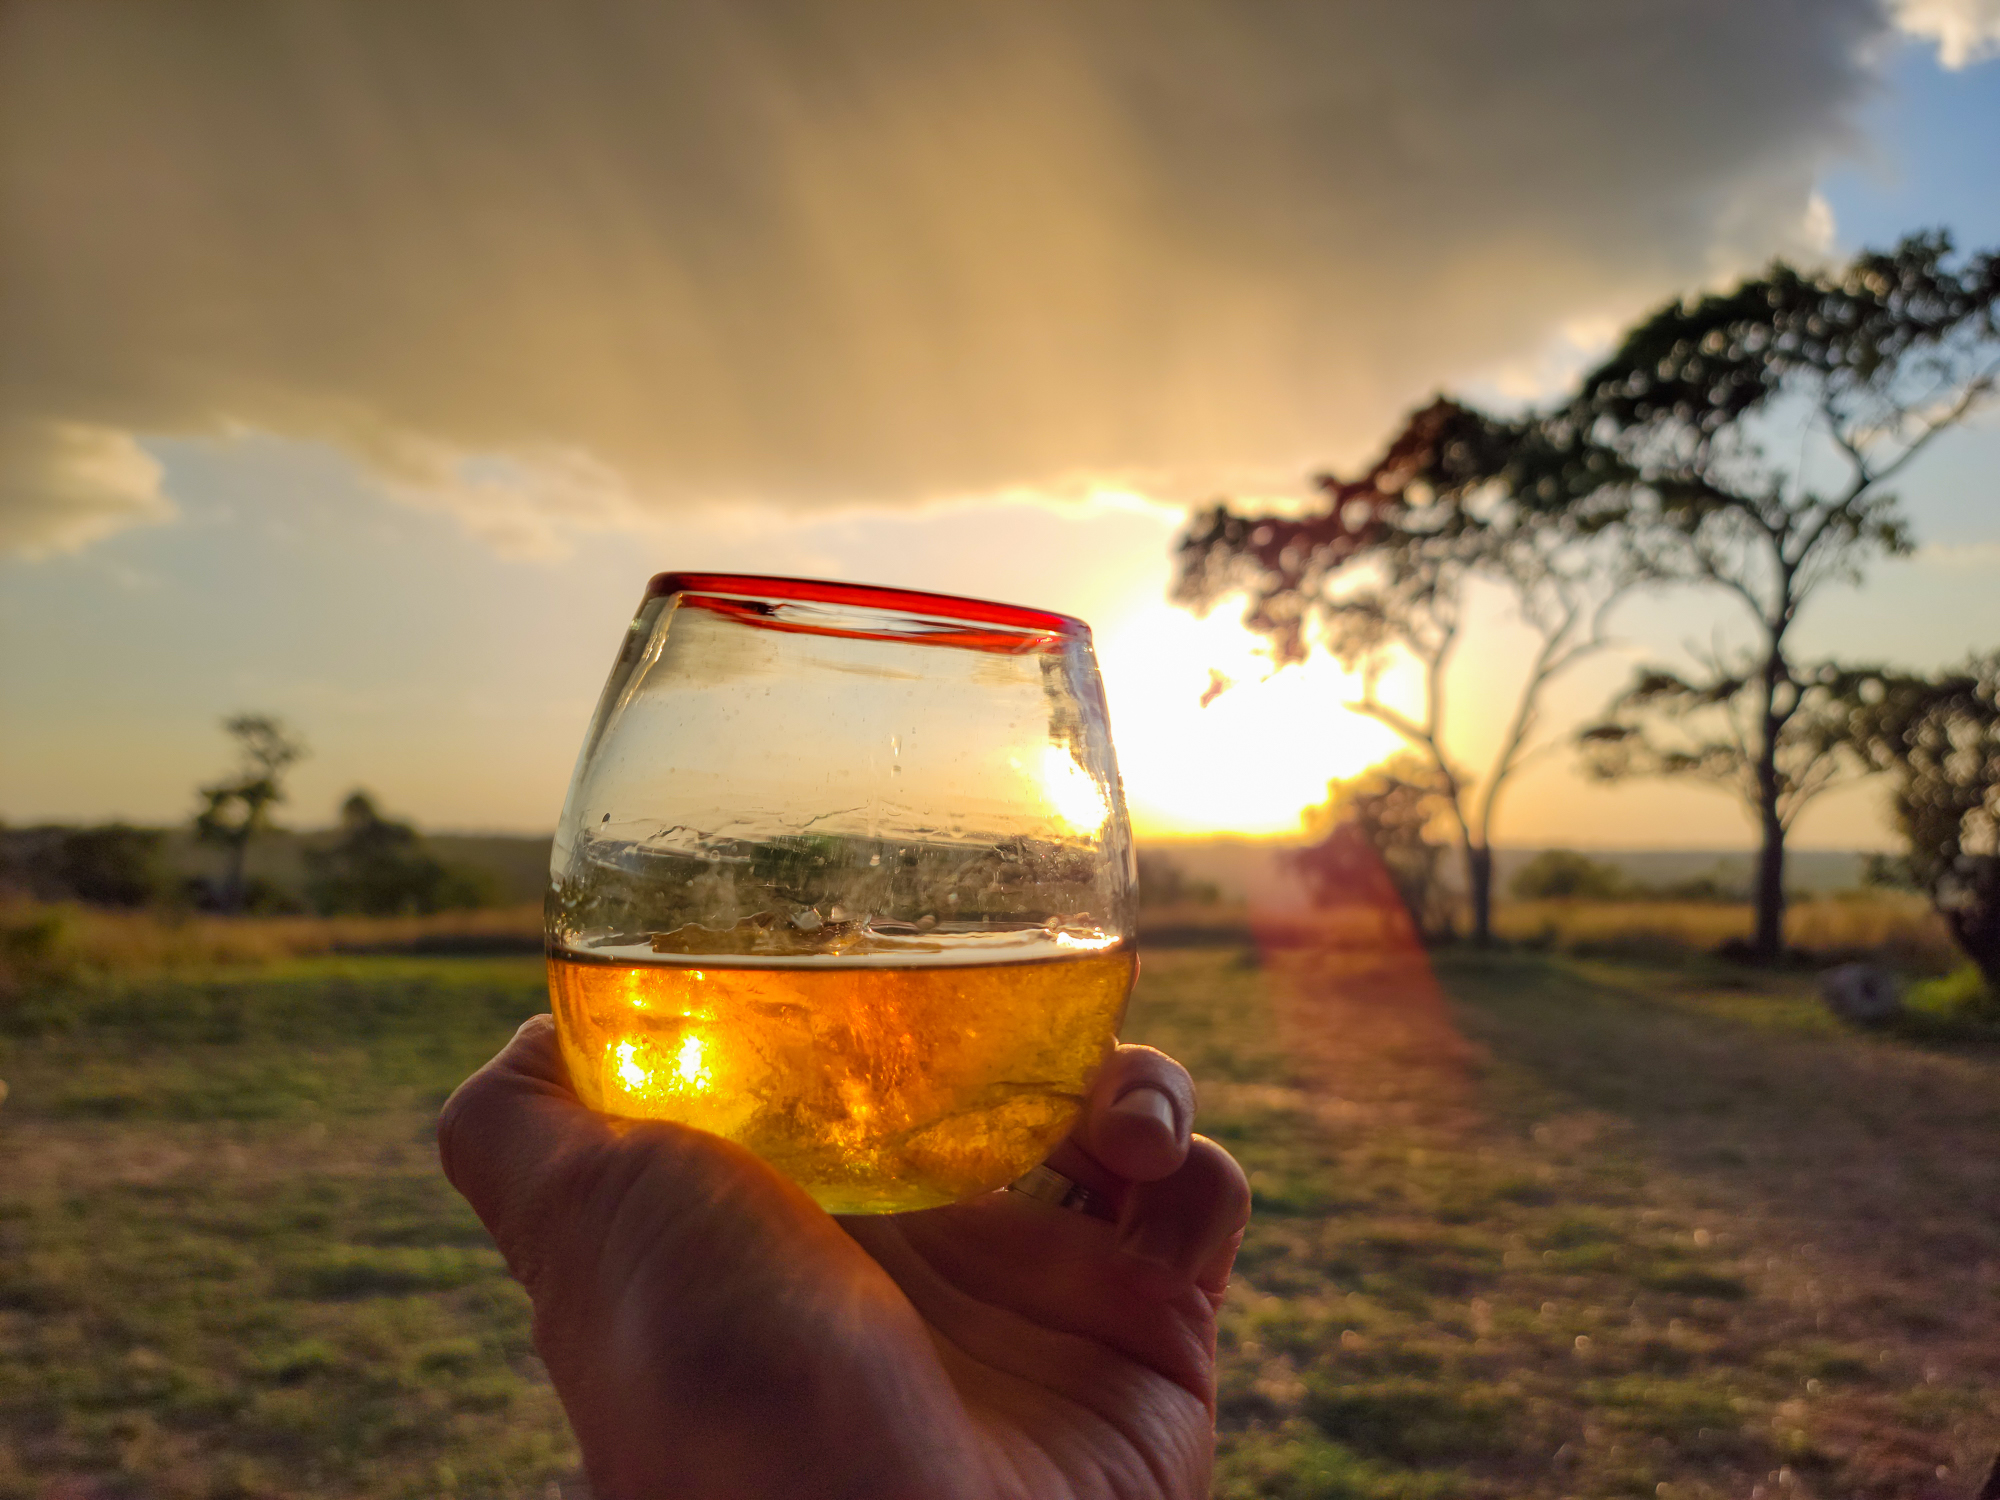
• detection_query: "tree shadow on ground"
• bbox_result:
[1438,952,2000,1394]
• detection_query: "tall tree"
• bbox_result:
[195,714,307,913]
[1571,232,2000,961]
[1175,398,1636,944]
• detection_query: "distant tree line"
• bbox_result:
[1506,849,1751,905]
[1134,851,1223,911]
[3,716,499,917]
[1179,231,2000,986]
[302,790,498,916]
[0,823,173,909]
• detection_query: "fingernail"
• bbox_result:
[1110,1085,1178,1136]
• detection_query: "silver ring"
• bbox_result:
[1006,1164,1115,1221]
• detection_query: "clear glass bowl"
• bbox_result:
[546,573,1137,1213]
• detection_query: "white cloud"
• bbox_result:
[1895,0,2000,65]
[1802,190,1840,256]
[1,0,1893,556]
[0,421,173,557]
[369,442,656,561]
[1475,315,1627,406]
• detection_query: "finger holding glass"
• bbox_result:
[439,1013,1249,1500]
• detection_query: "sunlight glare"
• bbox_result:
[614,1038,650,1092]
[1095,602,1406,837]
[1041,744,1112,834]
[674,1033,712,1092]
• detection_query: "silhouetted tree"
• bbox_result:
[195,715,307,913]
[1293,756,1458,943]
[1572,233,2000,961]
[1176,398,1636,945]
[305,790,493,916]
[1851,654,2000,990]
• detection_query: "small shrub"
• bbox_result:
[1510,850,1628,901]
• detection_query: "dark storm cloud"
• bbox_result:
[0,0,1892,553]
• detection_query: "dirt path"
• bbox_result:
[1446,958,2000,1387]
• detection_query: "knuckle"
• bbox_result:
[1111,1043,1195,1094]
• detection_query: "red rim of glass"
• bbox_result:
[642,573,1089,638]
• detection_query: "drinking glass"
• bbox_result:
[546,573,1137,1213]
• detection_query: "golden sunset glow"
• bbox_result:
[5,5,1986,863]
[614,1039,650,1093]
[1096,602,1406,838]
[674,1033,712,1092]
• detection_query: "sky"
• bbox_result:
[3,0,1999,847]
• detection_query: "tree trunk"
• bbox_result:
[1753,650,1787,964]
[1467,842,1494,947]
[1753,808,1785,963]
[222,832,250,914]
[1945,855,2000,992]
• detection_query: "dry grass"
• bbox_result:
[1492,894,1957,970]
[0,901,543,994]
[4,891,1956,989]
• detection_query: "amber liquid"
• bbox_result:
[547,945,1134,1212]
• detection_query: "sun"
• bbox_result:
[1093,603,1404,838]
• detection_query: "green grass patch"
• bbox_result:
[0,956,565,1500]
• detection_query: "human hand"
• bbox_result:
[439,1015,1249,1500]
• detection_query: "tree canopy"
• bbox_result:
[1173,234,1999,958]
[1175,398,1637,943]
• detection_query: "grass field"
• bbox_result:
[2,939,1996,1498]
[0,889,1960,996]
[1489,896,1959,972]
